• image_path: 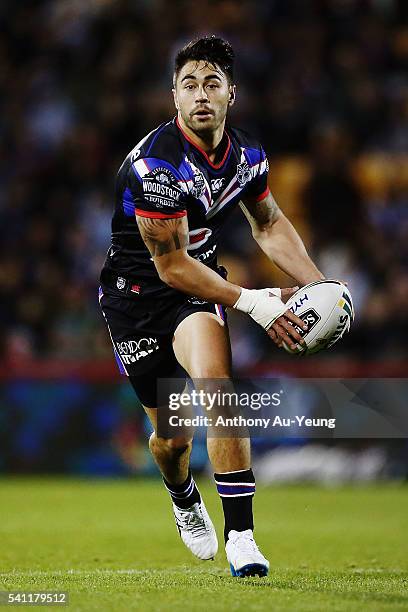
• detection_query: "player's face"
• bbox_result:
[173,60,235,134]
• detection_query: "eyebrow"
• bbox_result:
[181,73,223,83]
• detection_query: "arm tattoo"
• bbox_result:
[240,192,280,230]
[136,216,189,257]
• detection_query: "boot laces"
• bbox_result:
[176,505,208,537]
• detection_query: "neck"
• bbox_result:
[177,113,225,156]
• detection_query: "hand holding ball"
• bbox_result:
[283,280,354,355]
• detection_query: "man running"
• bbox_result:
[99,35,324,577]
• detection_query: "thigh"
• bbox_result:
[173,311,232,379]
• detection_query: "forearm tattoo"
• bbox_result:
[240,193,280,229]
[137,216,189,257]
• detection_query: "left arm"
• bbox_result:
[240,191,324,286]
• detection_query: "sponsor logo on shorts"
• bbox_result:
[143,167,182,208]
[116,337,159,363]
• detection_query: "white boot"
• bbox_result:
[226,529,269,577]
[172,501,218,560]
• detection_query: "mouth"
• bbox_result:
[193,109,214,120]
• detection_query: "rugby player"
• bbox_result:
[99,36,324,577]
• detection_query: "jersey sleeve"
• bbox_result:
[128,157,189,219]
[244,146,270,202]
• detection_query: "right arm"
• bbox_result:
[137,214,306,349]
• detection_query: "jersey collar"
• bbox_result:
[176,116,231,170]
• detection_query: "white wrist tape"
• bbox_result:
[233,287,287,331]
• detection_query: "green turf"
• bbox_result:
[0,478,407,611]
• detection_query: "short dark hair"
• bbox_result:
[174,35,235,84]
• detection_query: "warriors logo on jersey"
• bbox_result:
[236,161,252,187]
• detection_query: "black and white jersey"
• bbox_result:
[101,117,269,298]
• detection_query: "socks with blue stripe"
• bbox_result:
[163,469,201,509]
[214,468,255,542]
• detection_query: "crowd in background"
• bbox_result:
[1,0,407,367]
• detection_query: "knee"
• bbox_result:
[190,375,233,400]
[192,368,231,380]
[164,436,193,452]
[195,378,234,404]
[150,433,192,455]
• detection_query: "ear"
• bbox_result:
[172,88,179,111]
[228,84,236,107]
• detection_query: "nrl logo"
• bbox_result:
[116,277,126,291]
[191,169,206,198]
[236,161,251,187]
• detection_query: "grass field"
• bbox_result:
[0,478,407,611]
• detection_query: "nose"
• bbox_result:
[195,85,209,103]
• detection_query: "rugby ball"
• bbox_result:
[283,280,354,355]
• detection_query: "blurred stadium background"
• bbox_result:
[1,0,407,480]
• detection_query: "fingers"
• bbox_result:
[284,309,306,330]
[268,310,308,350]
[267,326,283,348]
[267,325,284,348]
[268,320,299,350]
[279,316,305,346]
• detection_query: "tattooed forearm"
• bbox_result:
[240,192,280,230]
[136,216,189,257]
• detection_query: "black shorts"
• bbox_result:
[98,283,227,408]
